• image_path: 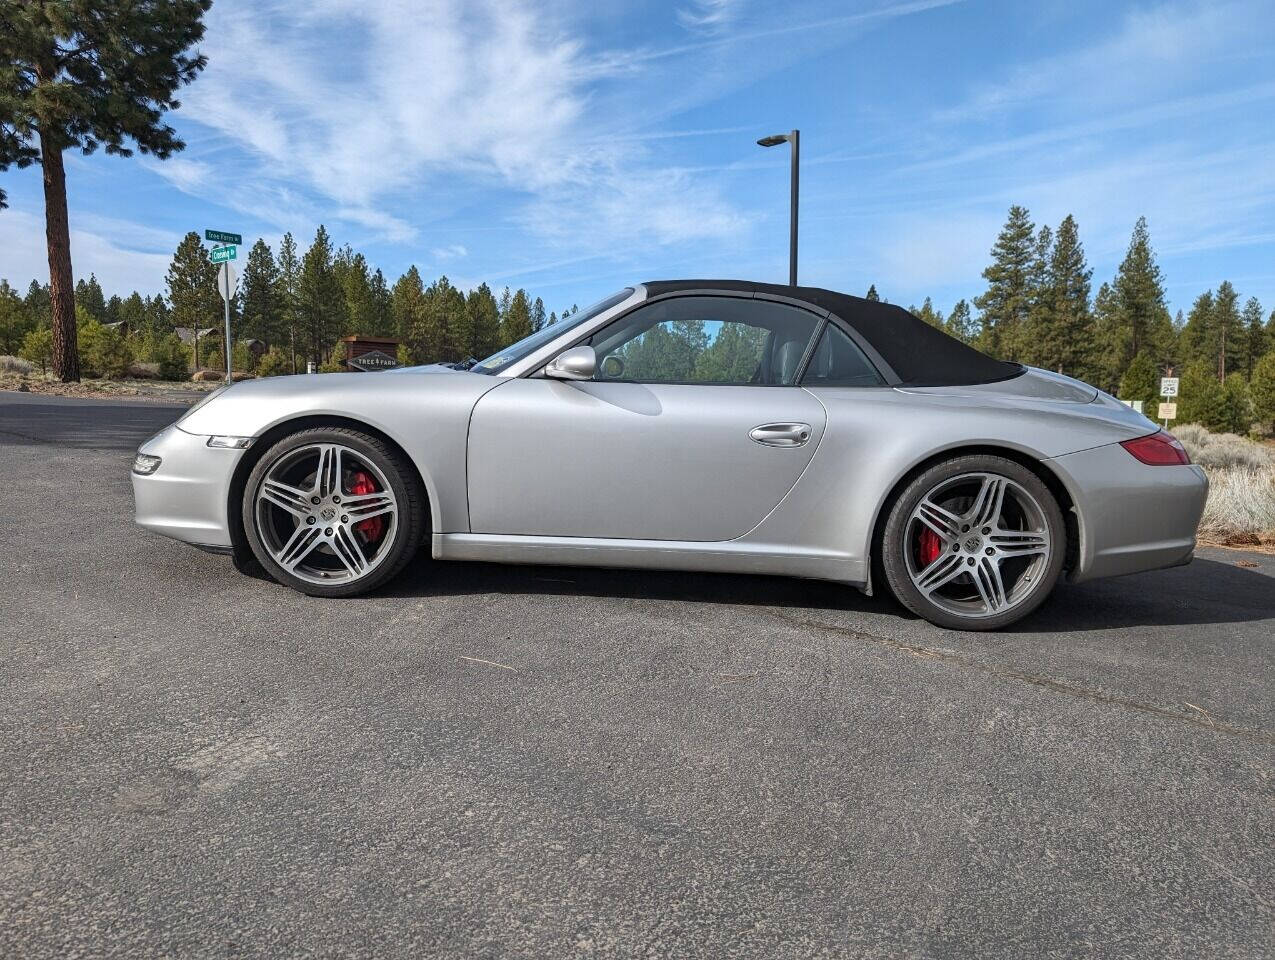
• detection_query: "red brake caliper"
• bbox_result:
[917,527,942,567]
[349,471,385,543]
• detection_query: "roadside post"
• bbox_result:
[206,230,242,383]
[1160,375,1179,429]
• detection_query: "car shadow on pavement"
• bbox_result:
[381,554,1275,631]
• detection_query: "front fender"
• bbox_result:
[178,372,504,533]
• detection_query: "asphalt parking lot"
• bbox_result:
[1,391,1272,959]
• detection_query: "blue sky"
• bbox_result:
[2,0,1275,320]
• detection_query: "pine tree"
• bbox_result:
[368,269,393,337]
[24,280,50,329]
[1218,375,1251,434]
[275,233,300,371]
[103,293,122,325]
[1118,351,1159,413]
[911,297,943,328]
[531,297,546,333]
[0,280,33,354]
[74,274,106,320]
[1036,215,1094,378]
[117,291,146,346]
[240,239,281,347]
[1251,352,1275,430]
[1179,290,1214,373]
[973,205,1036,359]
[165,231,219,368]
[1240,297,1265,380]
[1176,362,1225,430]
[502,290,533,345]
[1211,281,1242,381]
[297,225,344,365]
[391,267,426,360]
[413,275,466,362]
[339,251,373,336]
[1110,217,1172,372]
[465,283,500,360]
[865,285,880,302]
[497,287,513,334]
[0,0,211,380]
[944,299,974,344]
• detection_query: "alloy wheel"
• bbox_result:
[252,442,398,585]
[903,472,1052,620]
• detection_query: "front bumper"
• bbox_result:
[1048,442,1209,584]
[131,424,245,548]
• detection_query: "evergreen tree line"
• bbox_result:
[898,208,1275,434]
[3,225,578,377]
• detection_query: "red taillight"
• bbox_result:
[1120,432,1191,466]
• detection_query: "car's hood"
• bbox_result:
[384,363,461,375]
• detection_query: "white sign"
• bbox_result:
[1160,377,1179,398]
[217,263,238,305]
[1158,402,1177,420]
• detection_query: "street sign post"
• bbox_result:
[217,262,238,383]
[1160,377,1179,398]
[210,245,237,264]
[205,229,242,245]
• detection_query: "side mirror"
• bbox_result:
[545,345,596,381]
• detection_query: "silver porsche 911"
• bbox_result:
[132,280,1208,630]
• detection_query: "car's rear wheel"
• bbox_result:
[880,455,1065,630]
[242,427,426,597]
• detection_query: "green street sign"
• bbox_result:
[205,229,242,245]
[209,245,237,264]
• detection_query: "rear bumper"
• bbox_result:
[1048,442,1209,584]
[131,424,242,548]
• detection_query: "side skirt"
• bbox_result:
[433,533,866,586]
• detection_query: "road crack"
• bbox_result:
[767,611,1275,744]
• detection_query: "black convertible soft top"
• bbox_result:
[641,279,1022,387]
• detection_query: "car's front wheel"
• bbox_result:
[880,455,1066,630]
[242,427,426,597]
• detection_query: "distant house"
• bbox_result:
[104,319,131,337]
[173,326,219,347]
[241,339,268,364]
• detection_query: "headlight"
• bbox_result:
[132,453,162,475]
[178,384,230,424]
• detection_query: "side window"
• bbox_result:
[801,323,884,387]
[588,296,821,385]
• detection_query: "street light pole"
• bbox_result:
[758,129,800,286]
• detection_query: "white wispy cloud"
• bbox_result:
[0,208,173,293]
[171,0,750,253]
[677,0,741,34]
[431,244,468,260]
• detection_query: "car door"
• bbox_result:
[466,294,829,542]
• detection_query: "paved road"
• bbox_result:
[1,392,1272,959]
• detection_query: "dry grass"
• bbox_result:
[1173,424,1275,542]
[0,355,34,375]
[0,369,219,403]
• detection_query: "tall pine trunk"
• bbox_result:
[39,129,79,382]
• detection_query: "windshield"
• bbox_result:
[471,288,634,374]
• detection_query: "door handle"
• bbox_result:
[749,422,812,447]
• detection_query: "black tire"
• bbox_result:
[880,454,1066,631]
[242,426,427,597]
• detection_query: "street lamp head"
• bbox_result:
[756,134,789,147]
